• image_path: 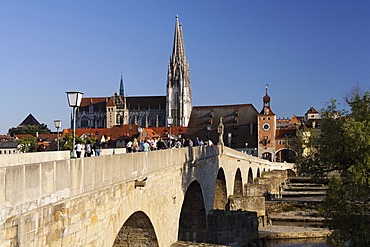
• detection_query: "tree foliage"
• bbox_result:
[17,136,37,153]
[297,90,370,246]
[9,124,51,136]
[59,134,96,151]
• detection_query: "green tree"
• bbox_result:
[297,90,370,246]
[9,124,51,136]
[17,136,37,153]
[59,134,95,151]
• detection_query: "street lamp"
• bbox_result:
[167,116,173,147]
[245,142,248,154]
[54,120,62,151]
[66,91,84,158]
[207,125,211,141]
[228,132,232,147]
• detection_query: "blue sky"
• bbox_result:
[0,1,369,134]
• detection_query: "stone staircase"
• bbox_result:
[279,177,329,202]
[266,176,329,228]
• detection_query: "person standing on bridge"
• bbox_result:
[85,141,93,157]
[143,139,150,152]
[132,138,139,152]
[93,140,101,156]
[74,141,82,158]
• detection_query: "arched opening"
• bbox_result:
[178,181,207,243]
[213,168,228,210]
[247,167,253,184]
[113,211,158,246]
[262,152,272,161]
[233,168,243,196]
[257,168,261,178]
[275,148,296,163]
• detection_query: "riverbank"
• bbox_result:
[259,225,331,240]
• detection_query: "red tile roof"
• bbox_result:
[80,97,109,107]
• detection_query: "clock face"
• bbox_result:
[262,123,270,131]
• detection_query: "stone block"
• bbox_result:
[46,228,62,244]
[6,226,17,240]
[86,158,102,191]
[55,160,70,192]
[5,165,25,206]
[90,214,99,225]
[25,219,35,233]
[0,169,5,208]
[41,162,54,197]
[24,164,41,204]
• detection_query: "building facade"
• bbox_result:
[75,16,192,129]
[257,85,277,161]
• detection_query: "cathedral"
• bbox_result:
[76,16,192,129]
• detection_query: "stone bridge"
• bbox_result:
[0,146,294,246]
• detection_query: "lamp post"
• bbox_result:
[167,116,173,147]
[245,142,248,154]
[66,91,84,158]
[228,132,232,148]
[207,125,211,141]
[54,120,62,151]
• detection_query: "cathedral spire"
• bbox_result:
[166,15,192,127]
[172,15,186,64]
[119,72,124,97]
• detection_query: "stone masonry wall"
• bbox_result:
[207,210,258,247]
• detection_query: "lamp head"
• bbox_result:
[66,91,84,107]
[54,120,62,129]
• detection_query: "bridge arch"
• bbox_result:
[247,167,253,184]
[275,148,296,163]
[257,168,261,178]
[113,211,159,246]
[233,168,243,196]
[261,152,272,161]
[213,168,228,210]
[178,180,207,243]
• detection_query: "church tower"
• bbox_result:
[119,73,124,98]
[166,15,192,127]
[257,84,276,161]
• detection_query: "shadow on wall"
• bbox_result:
[177,146,221,243]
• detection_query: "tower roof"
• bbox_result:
[260,84,274,115]
[263,84,271,102]
[19,114,40,126]
[171,15,187,64]
[119,72,124,97]
[306,106,318,114]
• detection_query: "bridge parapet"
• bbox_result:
[0,145,296,246]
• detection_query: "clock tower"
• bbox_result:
[257,84,276,161]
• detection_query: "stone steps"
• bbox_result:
[281,176,328,200]
[282,185,329,191]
